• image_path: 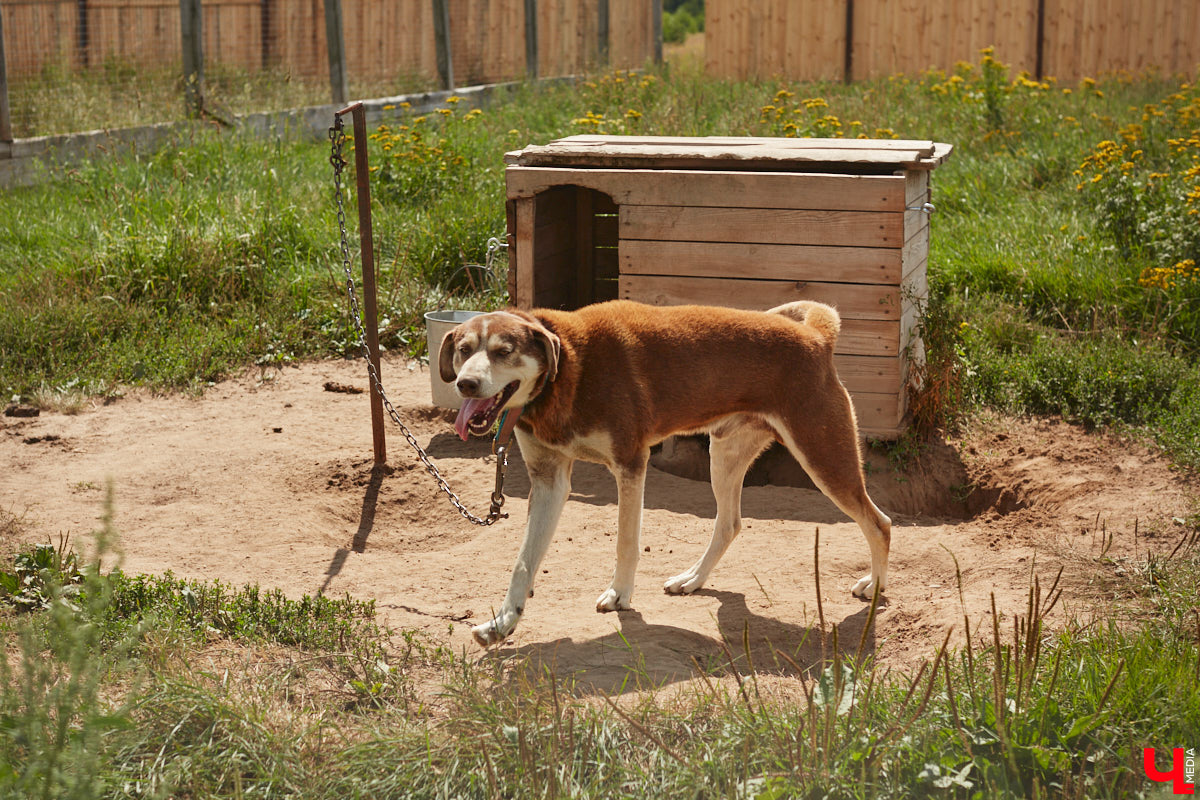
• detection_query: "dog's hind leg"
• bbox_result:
[473,432,573,647]
[597,452,650,612]
[664,421,774,595]
[768,399,891,599]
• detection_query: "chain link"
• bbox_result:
[329,116,508,526]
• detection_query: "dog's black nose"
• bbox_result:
[456,377,480,396]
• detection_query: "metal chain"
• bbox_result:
[328,116,508,526]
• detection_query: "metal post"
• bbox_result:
[0,6,11,144]
[180,0,204,116]
[338,102,386,465]
[432,0,454,90]
[324,0,348,106]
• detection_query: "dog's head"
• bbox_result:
[438,311,560,440]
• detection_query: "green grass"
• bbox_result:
[0,118,502,396]
[3,507,1199,798]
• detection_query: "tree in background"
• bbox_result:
[663,0,704,44]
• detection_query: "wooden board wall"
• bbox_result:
[706,0,845,81]
[1041,0,1200,78]
[1,0,655,83]
[608,0,654,69]
[706,0,1200,82]
[451,0,526,86]
[2,0,78,73]
[852,0,1039,80]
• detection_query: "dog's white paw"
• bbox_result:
[472,610,519,648]
[851,574,884,600]
[472,619,509,648]
[472,621,505,648]
[595,587,632,612]
[663,569,706,595]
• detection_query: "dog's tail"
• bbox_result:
[768,300,841,346]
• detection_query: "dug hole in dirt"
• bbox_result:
[3,355,1195,695]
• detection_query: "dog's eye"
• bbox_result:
[456,342,473,355]
[493,345,514,357]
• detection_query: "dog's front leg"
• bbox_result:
[596,458,648,612]
[472,438,572,648]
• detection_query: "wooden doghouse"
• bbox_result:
[504,135,953,439]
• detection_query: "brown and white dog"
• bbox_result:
[438,299,891,647]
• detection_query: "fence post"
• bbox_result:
[524,0,538,80]
[76,0,90,68]
[260,0,272,69]
[843,0,855,83]
[432,0,454,90]
[597,0,609,66]
[0,5,11,144]
[324,0,348,106]
[651,0,662,64]
[179,0,205,116]
[1034,0,1046,79]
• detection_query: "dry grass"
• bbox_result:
[664,31,706,70]
[0,507,29,565]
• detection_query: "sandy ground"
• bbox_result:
[3,355,1195,694]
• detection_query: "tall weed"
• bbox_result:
[0,490,133,799]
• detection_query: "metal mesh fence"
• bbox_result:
[1,0,373,136]
[0,0,658,139]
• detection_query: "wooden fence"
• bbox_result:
[0,0,657,86]
[706,0,1200,82]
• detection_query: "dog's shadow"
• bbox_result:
[478,590,879,697]
[423,432,854,525]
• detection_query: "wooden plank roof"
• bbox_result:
[506,135,954,171]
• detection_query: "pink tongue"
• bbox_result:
[454,397,495,441]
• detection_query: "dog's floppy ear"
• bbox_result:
[530,321,561,383]
[437,330,459,383]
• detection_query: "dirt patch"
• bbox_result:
[2,356,1195,693]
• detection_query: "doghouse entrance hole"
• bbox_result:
[522,186,619,310]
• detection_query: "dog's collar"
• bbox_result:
[492,407,523,453]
